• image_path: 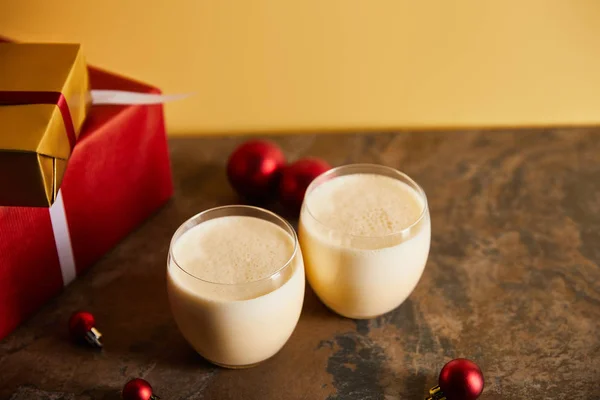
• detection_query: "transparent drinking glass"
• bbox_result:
[298,164,430,319]
[167,205,305,368]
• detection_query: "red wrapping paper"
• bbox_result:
[0,66,173,340]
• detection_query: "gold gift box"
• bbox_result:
[0,43,90,207]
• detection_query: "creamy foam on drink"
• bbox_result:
[305,173,423,238]
[300,172,430,319]
[173,216,294,285]
[168,215,304,366]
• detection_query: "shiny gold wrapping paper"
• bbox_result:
[0,43,90,207]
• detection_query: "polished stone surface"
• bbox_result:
[1,130,599,399]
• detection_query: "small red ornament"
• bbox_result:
[68,311,102,348]
[278,157,331,214]
[227,140,286,201]
[426,358,484,400]
[122,378,160,400]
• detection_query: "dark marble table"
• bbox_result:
[1,130,599,399]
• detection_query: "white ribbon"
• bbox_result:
[91,90,189,105]
[49,190,76,286]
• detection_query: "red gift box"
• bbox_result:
[0,66,173,340]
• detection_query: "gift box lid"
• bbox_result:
[0,43,90,207]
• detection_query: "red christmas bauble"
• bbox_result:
[438,358,484,400]
[122,378,158,400]
[278,157,331,214]
[227,140,286,201]
[68,310,103,347]
[68,311,96,339]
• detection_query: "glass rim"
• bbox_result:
[169,205,299,286]
[303,163,429,239]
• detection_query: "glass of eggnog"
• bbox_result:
[299,164,430,319]
[167,205,305,368]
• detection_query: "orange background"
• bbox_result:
[2,1,600,135]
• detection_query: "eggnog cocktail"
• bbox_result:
[299,164,430,319]
[167,206,305,368]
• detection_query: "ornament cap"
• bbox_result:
[85,327,103,348]
[425,386,446,400]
